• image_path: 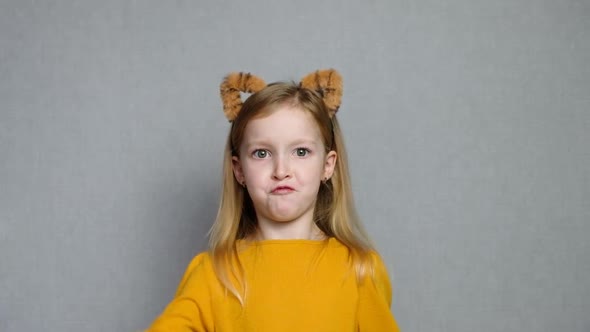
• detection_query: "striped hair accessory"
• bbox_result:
[219,69,343,121]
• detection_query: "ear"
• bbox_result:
[323,151,337,180]
[232,156,245,185]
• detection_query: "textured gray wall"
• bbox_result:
[1,1,589,331]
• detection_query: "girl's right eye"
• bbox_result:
[253,149,269,159]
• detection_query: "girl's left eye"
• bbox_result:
[295,148,310,157]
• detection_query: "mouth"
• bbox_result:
[271,186,295,194]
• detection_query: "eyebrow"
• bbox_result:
[243,138,320,149]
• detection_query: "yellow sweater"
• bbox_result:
[148,238,400,331]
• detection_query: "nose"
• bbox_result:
[272,155,291,180]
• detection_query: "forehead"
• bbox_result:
[242,105,322,144]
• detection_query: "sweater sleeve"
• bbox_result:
[147,253,214,332]
[357,253,401,332]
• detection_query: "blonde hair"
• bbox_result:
[208,82,375,303]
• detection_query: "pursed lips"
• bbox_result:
[271,186,295,194]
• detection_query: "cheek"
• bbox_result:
[299,161,325,182]
[242,161,270,182]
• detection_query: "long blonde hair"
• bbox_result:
[208,82,375,303]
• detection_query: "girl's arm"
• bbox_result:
[357,253,401,331]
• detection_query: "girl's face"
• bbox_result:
[232,105,337,227]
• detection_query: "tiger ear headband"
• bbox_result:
[219,69,343,121]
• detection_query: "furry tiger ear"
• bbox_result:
[220,72,267,121]
[300,69,343,118]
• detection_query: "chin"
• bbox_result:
[267,213,299,223]
[264,209,307,223]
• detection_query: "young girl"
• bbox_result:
[147,69,400,331]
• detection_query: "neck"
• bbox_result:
[253,213,326,241]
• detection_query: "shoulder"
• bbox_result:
[356,251,400,330]
[370,251,390,280]
[185,251,212,271]
[174,252,215,296]
[328,238,390,274]
[365,251,393,305]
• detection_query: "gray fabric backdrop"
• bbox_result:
[1,0,589,331]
